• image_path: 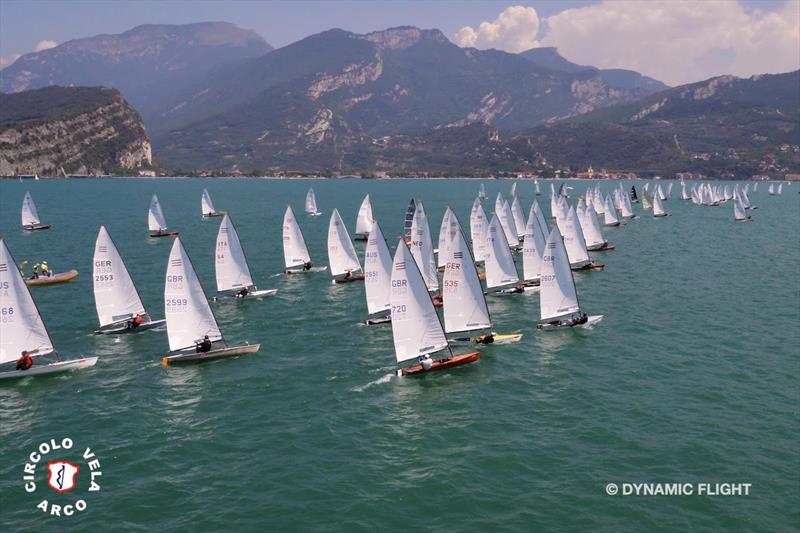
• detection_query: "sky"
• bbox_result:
[1,0,798,86]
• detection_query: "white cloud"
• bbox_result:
[34,40,58,52]
[453,1,800,85]
[455,5,541,52]
[0,53,21,68]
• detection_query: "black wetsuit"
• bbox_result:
[196,339,212,353]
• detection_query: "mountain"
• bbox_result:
[519,47,669,94]
[0,22,272,127]
[0,86,152,176]
[154,26,669,171]
[370,71,800,177]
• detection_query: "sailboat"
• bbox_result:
[21,192,51,231]
[354,194,373,240]
[328,208,364,283]
[162,238,259,365]
[305,188,322,217]
[478,183,487,200]
[410,201,440,296]
[363,222,393,325]
[444,214,522,345]
[402,198,416,243]
[148,194,178,237]
[602,194,621,226]
[510,182,517,198]
[563,206,603,270]
[580,203,613,251]
[511,195,527,240]
[93,225,166,334]
[469,197,489,264]
[389,240,480,376]
[619,187,636,219]
[537,227,603,330]
[214,214,277,301]
[282,206,327,274]
[733,190,751,222]
[201,189,224,218]
[522,201,547,289]
[653,191,669,217]
[436,207,455,271]
[0,239,97,380]
[500,199,521,248]
[768,183,775,195]
[484,214,522,294]
[641,188,653,210]
[535,179,541,196]
[777,183,783,195]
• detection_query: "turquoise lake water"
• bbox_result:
[0,178,797,531]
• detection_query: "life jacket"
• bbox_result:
[18,355,32,370]
[133,315,143,326]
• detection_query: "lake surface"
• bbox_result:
[0,178,797,531]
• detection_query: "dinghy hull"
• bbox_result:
[399,351,480,376]
[213,289,277,302]
[0,357,98,380]
[365,315,391,325]
[162,344,260,365]
[202,212,225,218]
[571,262,604,271]
[25,270,78,286]
[449,333,522,345]
[333,274,365,284]
[94,319,166,335]
[587,243,615,251]
[285,266,328,274]
[22,223,51,231]
[537,315,604,330]
[149,231,179,238]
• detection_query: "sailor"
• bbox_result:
[630,185,638,200]
[476,334,495,345]
[127,313,143,331]
[419,354,433,371]
[41,261,50,277]
[236,287,249,298]
[343,270,353,281]
[303,261,313,271]
[16,350,33,371]
[32,262,40,279]
[196,335,212,353]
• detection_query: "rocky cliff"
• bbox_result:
[0,86,152,176]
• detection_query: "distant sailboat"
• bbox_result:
[21,191,50,230]
[305,188,322,217]
[0,239,98,380]
[510,182,517,198]
[733,190,751,222]
[653,190,669,217]
[402,198,416,243]
[410,201,440,294]
[603,194,621,226]
[148,194,178,237]
[389,240,479,376]
[283,206,327,274]
[581,203,613,251]
[201,189,224,218]
[444,214,522,345]
[777,183,783,195]
[478,183,487,200]
[328,208,364,283]
[563,206,602,270]
[484,214,522,294]
[499,199,520,248]
[214,214,277,301]
[93,225,166,334]
[354,194,373,240]
[162,237,259,365]
[768,183,775,195]
[535,179,541,196]
[537,227,603,330]
[469,197,489,263]
[522,201,547,289]
[619,187,636,218]
[363,222,393,325]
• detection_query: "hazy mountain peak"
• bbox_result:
[364,26,448,49]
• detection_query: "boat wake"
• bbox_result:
[351,373,393,392]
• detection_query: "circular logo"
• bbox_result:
[605,483,618,496]
[21,437,102,517]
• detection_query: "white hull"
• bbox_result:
[0,357,98,380]
[94,319,166,335]
[538,315,603,330]
[285,265,327,274]
[214,289,277,302]
[162,344,260,365]
[365,314,391,325]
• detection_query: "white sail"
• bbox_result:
[653,191,667,216]
[511,195,527,239]
[437,207,454,269]
[778,183,783,195]
[215,214,254,292]
[582,204,607,250]
[282,206,311,269]
[165,238,222,352]
[535,180,541,195]
[304,188,319,214]
[485,214,519,290]
[148,194,168,232]
[364,223,393,316]
[478,183,487,199]
[93,226,147,327]
[355,194,374,236]
[539,226,580,322]
[410,201,439,291]
[389,241,448,364]
[201,189,217,216]
[510,182,517,197]
[768,183,775,195]
[549,191,559,219]
[667,183,674,198]
[500,199,518,245]
[443,217,491,334]
[603,194,620,225]
[470,198,489,263]
[620,189,635,218]
[563,206,590,268]
[0,239,54,363]
[532,199,549,237]
[21,192,41,227]
[733,191,748,220]
[593,188,605,214]
[522,202,547,282]
[327,208,362,277]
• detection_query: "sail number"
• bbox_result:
[0,306,14,323]
[166,298,188,311]
[391,304,407,314]
[94,274,114,282]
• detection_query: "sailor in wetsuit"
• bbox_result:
[303,261,313,271]
[236,287,249,299]
[196,335,212,353]
[476,334,495,344]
